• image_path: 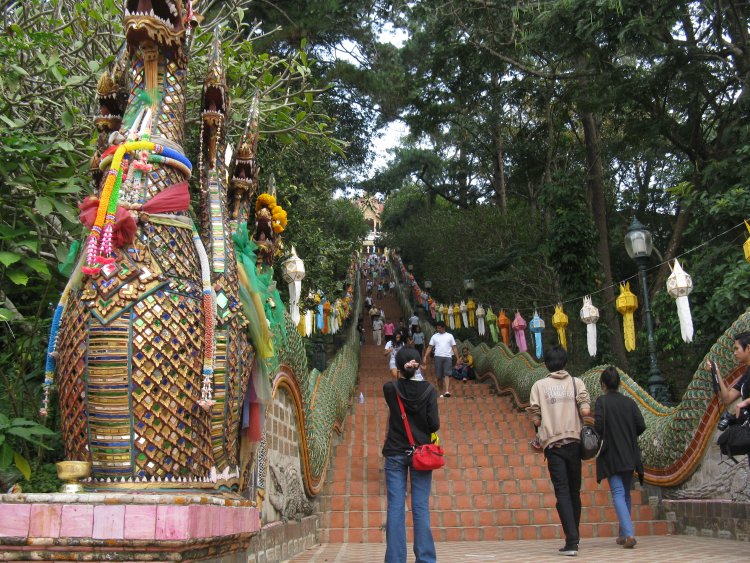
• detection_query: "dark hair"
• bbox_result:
[735,331,750,350]
[600,366,620,391]
[544,345,568,372]
[396,347,422,379]
[414,325,421,332]
[436,321,446,328]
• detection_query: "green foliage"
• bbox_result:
[21,462,62,493]
[0,0,369,473]
[0,413,56,480]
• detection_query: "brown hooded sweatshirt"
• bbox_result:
[526,370,591,450]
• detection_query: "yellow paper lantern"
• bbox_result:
[552,304,569,350]
[467,298,477,327]
[616,282,638,352]
[743,220,750,262]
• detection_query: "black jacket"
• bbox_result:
[382,378,440,458]
[594,390,646,484]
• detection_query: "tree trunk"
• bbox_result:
[581,111,629,369]
[493,122,507,213]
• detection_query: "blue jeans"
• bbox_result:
[384,455,436,563]
[608,471,634,538]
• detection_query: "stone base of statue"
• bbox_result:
[0,492,260,561]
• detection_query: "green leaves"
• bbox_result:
[0,414,56,480]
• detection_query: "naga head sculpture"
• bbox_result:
[124,0,192,51]
[231,93,261,218]
[201,30,229,166]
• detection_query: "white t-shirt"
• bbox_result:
[409,315,419,327]
[384,341,403,368]
[429,331,456,358]
[372,319,384,331]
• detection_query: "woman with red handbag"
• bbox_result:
[382,347,440,563]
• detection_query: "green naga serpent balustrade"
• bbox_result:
[391,258,742,487]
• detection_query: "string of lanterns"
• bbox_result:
[393,218,749,359]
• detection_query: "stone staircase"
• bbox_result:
[317,291,671,543]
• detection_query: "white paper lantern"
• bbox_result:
[579,296,599,357]
[282,246,305,326]
[666,258,694,343]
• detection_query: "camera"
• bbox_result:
[718,408,750,431]
[718,411,735,431]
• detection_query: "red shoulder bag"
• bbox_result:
[395,392,445,471]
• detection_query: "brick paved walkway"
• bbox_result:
[286,535,744,562]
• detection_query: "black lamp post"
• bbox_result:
[624,217,672,404]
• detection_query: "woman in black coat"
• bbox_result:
[594,366,646,549]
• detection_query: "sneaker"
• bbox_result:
[439,394,445,398]
[443,392,451,397]
[623,537,637,549]
[462,378,467,383]
[615,537,626,545]
[559,545,578,557]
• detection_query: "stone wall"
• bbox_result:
[664,427,750,501]
[663,500,750,542]
[263,385,310,523]
[245,516,319,563]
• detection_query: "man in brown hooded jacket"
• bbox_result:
[527,345,591,557]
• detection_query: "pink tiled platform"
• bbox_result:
[0,493,260,561]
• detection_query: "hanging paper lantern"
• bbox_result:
[512,311,528,352]
[579,296,599,357]
[467,298,476,327]
[305,306,314,337]
[498,310,511,346]
[447,303,455,329]
[453,303,461,329]
[744,220,750,262]
[552,304,569,350]
[476,303,486,336]
[529,311,545,359]
[616,282,638,352]
[666,258,694,343]
[486,308,498,343]
[282,246,305,326]
[460,300,468,328]
[429,297,436,319]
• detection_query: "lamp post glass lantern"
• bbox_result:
[424,279,432,290]
[624,217,671,404]
[463,278,475,295]
[408,264,414,272]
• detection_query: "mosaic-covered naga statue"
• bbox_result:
[42,0,268,493]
